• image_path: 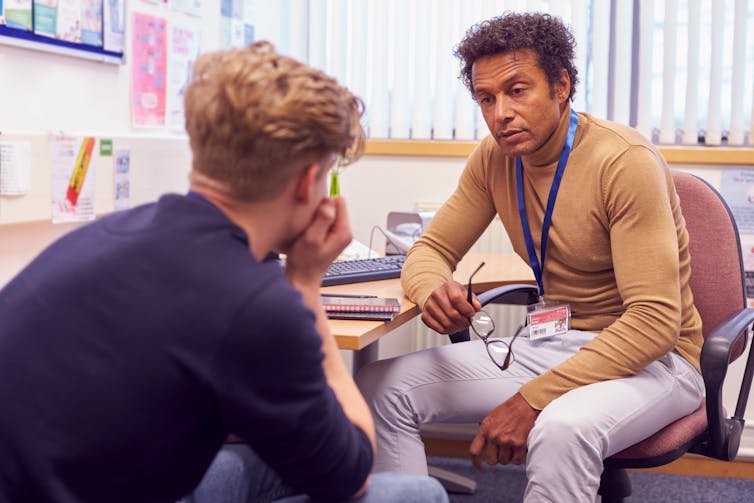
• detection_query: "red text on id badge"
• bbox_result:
[527,303,570,340]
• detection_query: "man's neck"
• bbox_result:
[188,175,283,262]
[521,101,572,169]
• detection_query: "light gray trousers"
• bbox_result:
[355,329,704,503]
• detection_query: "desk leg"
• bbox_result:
[351,341,379,375]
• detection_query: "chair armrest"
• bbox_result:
[477,284,540,307]
[449,284,539,344]
[698,308,754,460]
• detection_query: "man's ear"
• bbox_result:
[555,68,571,103]
[293,163,321,203]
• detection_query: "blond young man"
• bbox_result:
[0,42,446,503]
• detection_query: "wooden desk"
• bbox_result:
[322,252,534,371]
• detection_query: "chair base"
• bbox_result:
[597,467,631,503]
[428,465,477,494]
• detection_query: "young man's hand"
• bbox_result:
[285,196,352,289]
[421,280,481,334]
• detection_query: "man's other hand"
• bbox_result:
[470,392,539,468]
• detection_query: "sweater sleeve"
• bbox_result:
[402,141,499,307]
[519,145,682,410]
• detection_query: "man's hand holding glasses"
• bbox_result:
[467,262,520,372]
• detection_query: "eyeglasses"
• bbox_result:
[467,262,519,372]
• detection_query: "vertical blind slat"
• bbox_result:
[569,0,589,114]
[659,0,678,144]
[367,0,390,138]
[433,0,455,140]
[636,0,654,140]
[705,1,724,145]
[728,0,748,145]
[682,0,701,144]
[411,0,434,139]
[590,0,611,119]
[389,0,411,138]
[613,0,634,125]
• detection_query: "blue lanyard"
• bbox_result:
[516,109,579,298]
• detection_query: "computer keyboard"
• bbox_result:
[322,255,406,286]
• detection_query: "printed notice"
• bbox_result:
[52,135,96,223]
[167,22,200,131]
[131,12,168,127]
[0,141,32,195]
[721,168,754,233]
[742,239,754,308]
[113,149,130,210]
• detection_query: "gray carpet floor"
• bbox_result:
[427,456,754,502]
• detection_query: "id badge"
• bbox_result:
[527,301,570,340]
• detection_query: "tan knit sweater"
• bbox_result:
[401,104,703,411]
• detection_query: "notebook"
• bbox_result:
[321,295,401,321]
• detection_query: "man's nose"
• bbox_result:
[494,96,514,123]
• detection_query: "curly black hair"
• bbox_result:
[454,12,578,102]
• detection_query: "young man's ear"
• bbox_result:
[293,163,321,203]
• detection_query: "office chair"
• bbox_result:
[432,171,754,501]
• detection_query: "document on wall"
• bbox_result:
[56,0,82,42]
[131,12,167,127]
[172,0,202,17]
[0,141,32,196]
[103,0,125,52]
[80,0,103,46]
[51,135,96,223]
[32,0,57,38]
[167,22,200,131]
[4,0,32,30]
[113,148,130,211]
[742,239,754,308]
[720,168,754,233]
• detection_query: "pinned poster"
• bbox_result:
[131,12,167,127]
[52,135,96,223]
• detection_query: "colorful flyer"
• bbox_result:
[51,135,96,223]
[131,12,167,127]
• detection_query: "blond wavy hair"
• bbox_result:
[184,41,365,201]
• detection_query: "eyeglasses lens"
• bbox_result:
[470,311,495,337]
[486,339,513,368]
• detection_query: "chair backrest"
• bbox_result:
[672,171,746,343]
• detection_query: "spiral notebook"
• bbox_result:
[321,295,401,321]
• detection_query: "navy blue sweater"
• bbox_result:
[0,194,372,502]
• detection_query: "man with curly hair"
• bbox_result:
[357,12,704,501]
[0,42,447,503]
